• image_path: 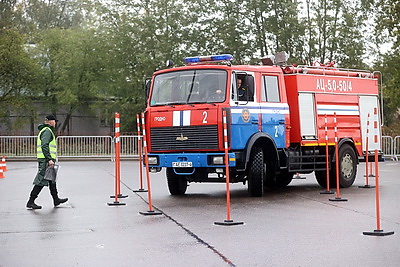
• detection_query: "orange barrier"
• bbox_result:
[132,114,147,193]
[108,112,126,206]
[363,108,394,236]
[214,110,243,226]
[329,112,348,202]
[321,114,334,194]
[139,113,161,216]
[1,156,7,172]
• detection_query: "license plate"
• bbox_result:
[172,162,193,168]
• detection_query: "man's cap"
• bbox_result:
[45,115,58,121]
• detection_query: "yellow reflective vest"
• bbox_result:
[36,127,57,159]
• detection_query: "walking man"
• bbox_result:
[26,115,68,209]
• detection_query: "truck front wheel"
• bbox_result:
[166,168,188,195]
[248,147,265,197]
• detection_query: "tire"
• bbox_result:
[275,170,293,187]
[248,147,264,197]
[166,168,188,195]
[315,170,330,188]
[330,144,358,188]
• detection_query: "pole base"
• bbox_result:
[139,210,162,216]
[132,189,148,193]
[363,229,395,236]
[110,194,128,198]
[107,201,126,206]
[214,220,244,226]
[358,185,375,188]
[320,190,334,194]
[329,197,348,202]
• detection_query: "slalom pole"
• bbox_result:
[108,112,126,206]
[329,112,347,202]
[363,108,394,236]
[360,113,374,188]
[132,114,147,193]
[139,113,161,216]
[369,162,375,177]
[215,110,243,226]
[321,114,334,194]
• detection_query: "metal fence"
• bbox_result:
[0,135,140,160]
[1,135,399,160]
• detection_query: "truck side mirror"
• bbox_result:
[145,78,152,101]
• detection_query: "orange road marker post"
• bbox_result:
[132,114,148,193]
[368,162,375,177]
[321,114,334,194]
[0,167,4,179]
[215,110,244,226]
[139,113,162,216]
[1,156,8,172]
[329,112,348,202]
[360,112,375,188]
[363,108,394,236]
[108,112,127,206]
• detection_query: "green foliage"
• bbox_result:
[375,0,400,134]
[1,0,398,134]
[0,28,42,127]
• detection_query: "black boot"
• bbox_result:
[49,182,68,207]
[26,185,43,209]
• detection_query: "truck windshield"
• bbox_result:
[150,69,227,106]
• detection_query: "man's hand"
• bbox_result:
[48,160,55,165]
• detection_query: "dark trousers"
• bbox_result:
[29,181,59,201]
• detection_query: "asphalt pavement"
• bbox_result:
[0,160,399,267]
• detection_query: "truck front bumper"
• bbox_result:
[146,152,236,168]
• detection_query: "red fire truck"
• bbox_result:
[144,54,382,197]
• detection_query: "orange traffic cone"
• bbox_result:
[0,168,4,179]
[1,156,7,172]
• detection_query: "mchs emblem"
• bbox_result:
[242,108,250,123]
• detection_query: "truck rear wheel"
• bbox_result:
[336,144,357,188]
[248,147,264,197]
[166,168,188,195]
[315,170,330,188]
[315,144,357,188]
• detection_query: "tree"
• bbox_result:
[0,28,42,133]
[302,0,370,67]
[375,0,400,134]
[31,28,110,135]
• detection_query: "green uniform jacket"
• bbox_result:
[33,124,56,186]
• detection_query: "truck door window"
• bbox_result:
[234,74,255,102]
[261,75,280,102]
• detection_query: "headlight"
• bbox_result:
[212,156,224,165]
[147,156,158,165]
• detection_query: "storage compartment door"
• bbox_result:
[359,96,380,151]
[298,93,317,140]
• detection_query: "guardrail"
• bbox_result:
[1,135,399,160]
[0,135,140,160]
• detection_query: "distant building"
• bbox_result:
[0,102,113,136]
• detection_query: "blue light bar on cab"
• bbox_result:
[185,54,233,64]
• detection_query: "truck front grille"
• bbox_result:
[150,125,219,151]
